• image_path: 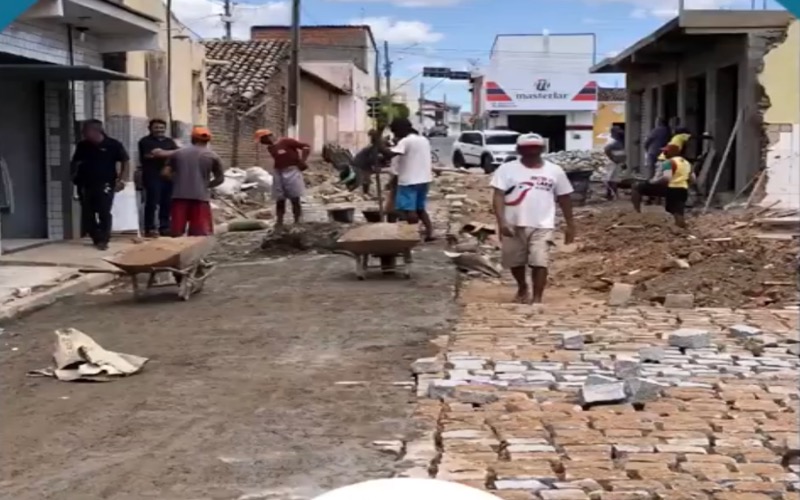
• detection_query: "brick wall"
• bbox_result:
[208,70,287,170]
[251,26,372,73]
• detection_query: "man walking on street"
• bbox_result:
[71,119,130,250]
[155,127,225,236]
[491,133,576,304]
[137,119,178,237]
[380,118,435,241]
[255,129,311,228]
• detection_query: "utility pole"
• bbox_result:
[223,0,232,40]
[287,0,301,137]
[418,80,424,131]
[383,40,392,122]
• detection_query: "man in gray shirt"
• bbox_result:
[152,126,224,236]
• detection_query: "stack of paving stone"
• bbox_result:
[405,301,800,498]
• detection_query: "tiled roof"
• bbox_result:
[202,40,290,105]
[598,87,626,102]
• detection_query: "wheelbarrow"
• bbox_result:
[84,237,217,301]
[336,223,420,280]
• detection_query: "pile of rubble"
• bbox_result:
[543,149,610,173]
[564,208,798,308]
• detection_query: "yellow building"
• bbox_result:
[106,1,207,155]
[593,88,625,149]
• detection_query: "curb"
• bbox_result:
[0,273,118,322]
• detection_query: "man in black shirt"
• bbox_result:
[71,119,130,250]
[137,119,178,237]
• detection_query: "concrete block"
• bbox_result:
[664,293,695,309]
[608,283,634,306]
[560,331,584,350]
[495,479,548,491]
[427,379,465,399]
[624,377,667,403]
[614,359,641,379]
[729,324,762,339]
[580,375,626,404]
[452,385,499,405]
[411,357,444,374]
[668,328,711,349]
[639,346,665,363]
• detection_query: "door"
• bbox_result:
[461,132,483,164]
[0,80,47,239]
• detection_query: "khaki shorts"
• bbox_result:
[501,227,554,269]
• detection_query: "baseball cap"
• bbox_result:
[516,133,546,147]
[191,126,212,141]
[254,129,273,142]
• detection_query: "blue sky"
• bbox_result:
[176,0,789,108]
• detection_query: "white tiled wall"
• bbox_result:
[1,20,105,242]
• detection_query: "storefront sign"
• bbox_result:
[484,71,598,112]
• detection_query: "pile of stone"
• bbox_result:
[543,149,610,173]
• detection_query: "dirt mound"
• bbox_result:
[566,208,798,308]
[259,222,346,255]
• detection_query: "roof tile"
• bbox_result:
[202,40,290,105]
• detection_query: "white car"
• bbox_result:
[452,130,521,173]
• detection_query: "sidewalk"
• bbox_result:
[0,238,138,320]
[405,278,800,499]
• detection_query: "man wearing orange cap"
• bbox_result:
[255,129,311,227]
[154,126,225,236]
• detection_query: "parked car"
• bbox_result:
[452,130,520,173]
[426,125,449,137]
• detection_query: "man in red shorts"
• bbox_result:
[155,126,225,236]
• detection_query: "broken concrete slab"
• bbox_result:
[639,346,665,363]
[668,328,711,349]
[560,331,584,350]
[427,379,466,399]
[608,283,634,306]
[664,293,695,309]
[452,385,500,405]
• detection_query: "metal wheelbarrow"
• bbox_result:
[87,236,217,301]
[336,223,420,280]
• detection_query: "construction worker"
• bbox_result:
[632,143,693,228]
[255,129,311,228]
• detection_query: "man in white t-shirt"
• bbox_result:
[490,133,576,304]
[381,118,435,241]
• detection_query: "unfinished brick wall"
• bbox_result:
[251,26,372,73]
[208,70,287,170]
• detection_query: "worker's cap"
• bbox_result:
[661,143,681,155]
[191,126,212,140]
[516,133,546,147]
[254,129,273,142]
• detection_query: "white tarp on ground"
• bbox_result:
[28,328,148,382]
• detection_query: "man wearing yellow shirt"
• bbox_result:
[632,144,693,228]
[657,126,691,161]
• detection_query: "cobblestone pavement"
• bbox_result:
[406,290,800,500]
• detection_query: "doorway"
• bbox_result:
[0,80,47,247]
[686,74,707,160]
[507,114,567,152]
[714,63,739,192]
[661,82,678,126]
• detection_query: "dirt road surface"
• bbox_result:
[0,249,455,500]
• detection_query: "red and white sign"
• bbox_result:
[484,73,598,112]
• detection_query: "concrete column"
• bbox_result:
[705,68,717,137]
[656,85,665,121]
[677,64,687,126]
[625,87,644,172]
[736,38,761,192]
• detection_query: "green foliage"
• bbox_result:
[367,96,410,129]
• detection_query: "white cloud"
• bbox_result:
[351,16,444,45]
[329,0,464,7]
[588,0,753,19]
[172,0,290,39]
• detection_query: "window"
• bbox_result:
[485,134,519,145]
[460,132,481,145]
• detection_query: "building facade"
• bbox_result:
[591,10,798,208]
[476,33,598,152]
[0,0,159,253]
[251,25,378,150]
[593,87,626,149]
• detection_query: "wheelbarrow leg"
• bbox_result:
[130,274,142,299]
[401,250,412,279]
[355,254,368,280]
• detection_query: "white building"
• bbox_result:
[476,33,598,152]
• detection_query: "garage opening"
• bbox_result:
[507,115,567,152]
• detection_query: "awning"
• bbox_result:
[0,64,146,81]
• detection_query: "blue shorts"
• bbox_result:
[395,183,429,211]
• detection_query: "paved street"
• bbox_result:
[408,277,800,499]
[0,248,455,500]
